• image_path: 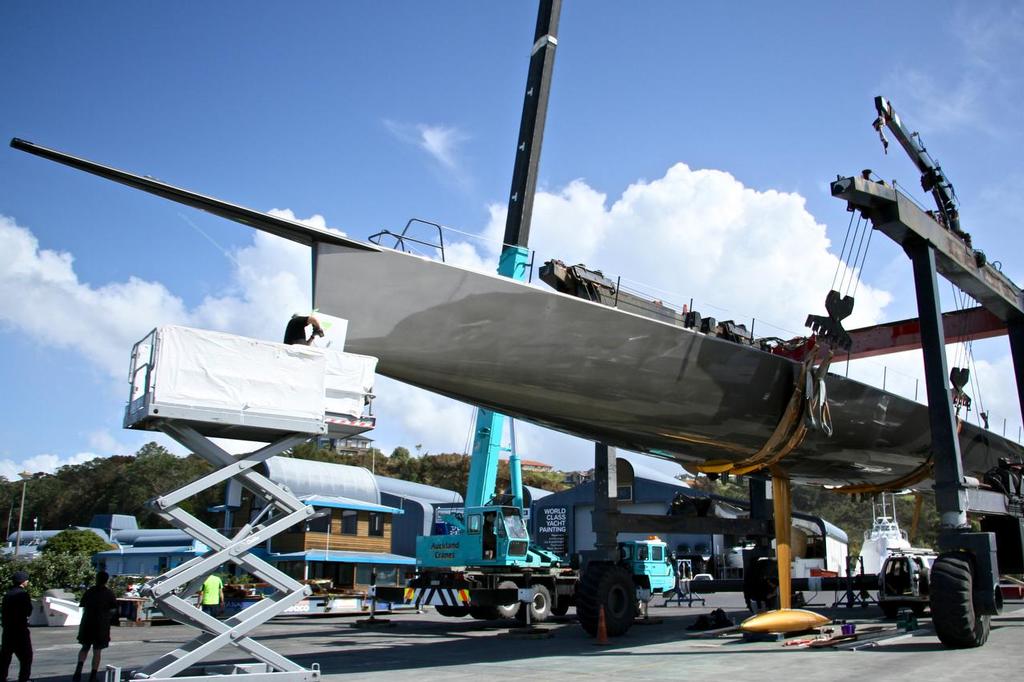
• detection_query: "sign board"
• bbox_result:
[535,506,569,558]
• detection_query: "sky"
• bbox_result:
[1,1,1022,481]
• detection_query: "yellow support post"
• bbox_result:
[771,470,792,611]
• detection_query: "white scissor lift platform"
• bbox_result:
[113,325,378,682]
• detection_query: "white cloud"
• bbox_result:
[0,452,100,481]
[383,119,470,181]
[878,6,1022,138]
[0,214,190,377]
[478,164,892,333]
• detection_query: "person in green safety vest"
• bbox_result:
[198,574,224,617]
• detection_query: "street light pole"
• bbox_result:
[14,471,30,557]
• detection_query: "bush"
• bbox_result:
[0,553,96,598]
[42,529,113,556]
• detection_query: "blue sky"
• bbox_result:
[1,1,1022,477]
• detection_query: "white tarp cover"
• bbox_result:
[323,349,376,418]
[154,326,326,422]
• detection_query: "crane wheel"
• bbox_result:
[517,583,552,624]
[929,553,989,649]
[550,597,571,617]
[435,605,470,618]
[469,605,500,620]
[496,580,520,619]
[576,562,636,637]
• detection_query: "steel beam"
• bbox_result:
[846,306,1007,360]
[604,513,771,536]
[832,176,1024,321]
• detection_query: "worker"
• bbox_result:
[199,573,224,618]
[0,570,33,682]
[283,313,324,345]
[73,571,119,682]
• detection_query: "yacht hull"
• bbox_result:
[313,243,1022,488]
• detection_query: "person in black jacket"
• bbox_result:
[73,571,119,682]
[0,570,33,682]
[283,314,323,345]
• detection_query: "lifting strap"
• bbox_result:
[690,350,833,477]
[831,420,960,495]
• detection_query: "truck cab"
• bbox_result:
[620,537,676,593]
[416,505,532,568]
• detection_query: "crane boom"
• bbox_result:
[872,95,966,241]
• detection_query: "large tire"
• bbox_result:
[517,583,552,624]
[880,602,899,619]
[929,553,990,649]
[435,604,470,618]
[743,558,779,613]
[469,605,500,620]
[496,580,520,619]
[576,563,636,637]
[550,596,571,617]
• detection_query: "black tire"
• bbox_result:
[929,553,990,649]
[880,602,899,619]
[469,605,500,620]
[743,558,779,613]
[517,583,552,624]
[910,603,927,617]
[576,563,636,637]
[435,604,470,618]
[496,580,520,619]
[550,596,571,617]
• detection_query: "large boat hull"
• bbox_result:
[313,243,1022,488]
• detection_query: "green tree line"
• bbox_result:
[4,441,939,557]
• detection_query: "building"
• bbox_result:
[5,514,210,576]
[316,434,375,456]
[225,457,471,592]
[530,455,847,577]
[96,528,208,576]
[232,457,413,591]
[519,459,552,472]
[531,456,725,567]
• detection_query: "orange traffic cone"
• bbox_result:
[594,605,610,646]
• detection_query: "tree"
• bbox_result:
[42,529,113,556]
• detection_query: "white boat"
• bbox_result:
[42,593,83,627]
[857,494,920,575]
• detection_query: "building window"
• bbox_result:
[368,512,384,537]
[307,509,330,533]
[341,510,358,535]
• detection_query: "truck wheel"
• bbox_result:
[435,605,470,618]
[929,553,989,649]
[496,580,520,619]
[469,605,500,620]
[880,602,899,619]
[576,563,636,637]
[517,583,552,624]
[550,597,570,617]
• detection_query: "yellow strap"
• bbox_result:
[690,350,829,477]
[831,456,933,495]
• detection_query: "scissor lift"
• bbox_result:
[112,325,377,682]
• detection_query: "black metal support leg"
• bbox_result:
[591,442,619,562]
[1008,316,1024,429]
[908,240,968,530]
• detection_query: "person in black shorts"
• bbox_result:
[73,571,118,682]
[283,314,324,345]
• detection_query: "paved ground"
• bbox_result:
[25,594,1024,682]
